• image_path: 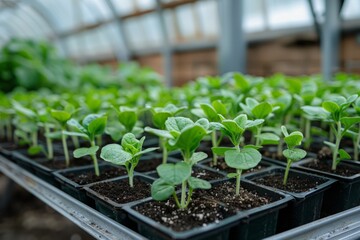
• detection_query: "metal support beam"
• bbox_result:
[307,0,321,41]
[218,0,246,74]
[104,0,131,62]
[321,0,341,81]
[155,0,173,87]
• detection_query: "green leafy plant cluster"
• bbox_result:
[2,44,360,210]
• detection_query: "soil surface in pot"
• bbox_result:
[136,158,163,172]
[192,168,224,181]
[63,167,127,185]
[135,196,236,232]
[39,157,93,170]
[302,147,360,176]
[304,159,359,177]
[206,157,269,174]
[253,174,326,193]
[90,178,150,203]
[197,181,275,210]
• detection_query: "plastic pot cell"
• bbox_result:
[84,174,154,228]
[53,163,127,204]
[244,167,336,232]
[295,158,360,215]
[124,179,291,240]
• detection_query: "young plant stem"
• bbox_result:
[255,125,262,147]
[71,135,80,149]
[61,131,70,167]
[172,192,181,209]
[211,131,218,166]
[44,124,53,160]
[185,188,193,208]
[332,121,342,171]
[355,125,360,161]
[180,180,187,209]
[161,138,168,164]
[128,163,136,188]
[277,137,284,157]
[304,118,311,150]
[31,131,38,147]
[235,169,242,195]
[96,135,102,147]
[90,140,100,176]
[283,159,292,185]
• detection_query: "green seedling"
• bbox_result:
[106,106,143,141]
[281,126,307,185]
[12,101,40,154]
[212,114,264,195]
[191,100,227,166]
[240,97,279,147]
[293,81,319,150]
[145,103,186,164]
[302,94,360,170]
[270,92,294,157]
[151,117,211,209]
[100,133,158,187]
[51,108,74,166]
[151,161,211,209]
[66,114,107,176]
[12,101,56,159]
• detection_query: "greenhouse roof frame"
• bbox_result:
[0,0,360,82]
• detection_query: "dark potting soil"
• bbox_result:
[304,159,360,177]
[136,158,163,172]
[90,179,151,204]
[63,167,127,185]
[207,157,269,174]
[40,157,92,170]
[192,168,224,181]
[135,196,236,232]
[253,174,326,193]
[197,181,274,210]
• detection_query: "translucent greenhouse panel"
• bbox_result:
[84,0,113,22]
[266,0,312,29]
[111,0,135,16]
[39,0,107,34]
[244,0,266,32]
[196,0,219,38]
[5,13,32,38]
[135,0,156,11]
[342,0,360,19]
[80,27,115,60]
[123,18,149,50]
[41,0,76,32]
[175,4,197,41]
[104,22,126,59]
[163,9,177,44]
[18,5,52,38]
[140,13,162,47]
